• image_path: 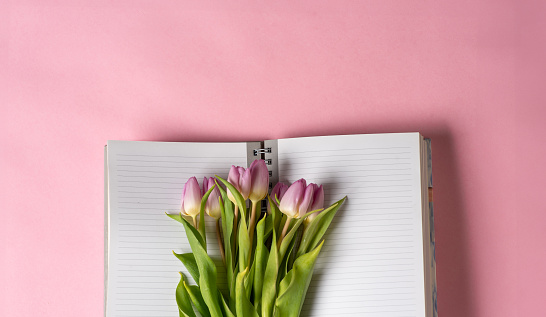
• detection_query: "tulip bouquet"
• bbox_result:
[167,159,345,317]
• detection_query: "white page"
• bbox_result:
[276,133,426,317]
[106,140,248,317]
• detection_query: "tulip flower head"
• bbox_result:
[227,165,251,203]
[248,159,269,203]
[203,177,221,220]
[278,179,312,219]
[180,177,202,218]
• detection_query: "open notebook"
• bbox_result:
[105,133,436,317]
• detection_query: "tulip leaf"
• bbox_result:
[267,195,282,237]
[173,252,200,285]
[184,282,211,317]
[217,189,235,308]
[199,184,217,249]
[238,212,251,273]
[274,241,324,317]
[245,255,255,300]
[176,273,197,317]
[236,268,259,317]
[253,214,268,309]
[180,217,223,317]
[219,291,236,317]
[261,230,279,317]
[297,197,346,258]
[216,175,247,221]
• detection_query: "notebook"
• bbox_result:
[104,132,437,317]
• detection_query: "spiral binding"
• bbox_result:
[253,147,271,156]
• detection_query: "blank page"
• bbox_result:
[106,140,249,317]
[276,133,426,317]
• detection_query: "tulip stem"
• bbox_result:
[278,216,292,249]
[192,216,198,228]
[232,205,239,257]
[216,219,225,264]
[248,201,258,249]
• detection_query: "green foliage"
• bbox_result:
[169,182,345,317]
[176,273,197,317]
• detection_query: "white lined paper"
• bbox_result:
[276,133,425,317]
[106,141,248,317]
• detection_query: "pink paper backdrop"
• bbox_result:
[1,1,545,316]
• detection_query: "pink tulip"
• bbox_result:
[248,159,270,203]
[181,177,202,218]
[227,165,251,203]
[268,182,289,213]
[279,179,309,218]
[203,177,221,220]
[279,180,324,219]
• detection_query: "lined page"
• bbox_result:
[106,140,248,317]
[276,133,425,317]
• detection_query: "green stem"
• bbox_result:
[232,205,239,258]
[216,219,225,264]
[277,216,292,249]
[248,201,259,266]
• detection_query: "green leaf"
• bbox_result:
[235,268,259,317]
[274,241,325,317]
[185,282,211,317]
[167,212,206,250]
[216,176,247,220]
[180,217,223,317]
[216,181,235,303]
[219,290,236,317]
[297,197,346,258]
[267,195,282,237]
[261,230,279,317]
[245,256,255,300]
[253,214,268,309]
[173,252,200,285]
[199,184,217,249]
[176,273,197,317]
[238,213,251,273]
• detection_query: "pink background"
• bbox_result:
[1,1,545,316]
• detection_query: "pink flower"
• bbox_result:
[279,180,324,219]
[227,165,251,203]
[248,159,269,203]
[203,177,221,220]
[279,179,312,219]
[227,160,270,203]
[268,182,289,213]
[181,177,202,218]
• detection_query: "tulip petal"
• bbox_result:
[298,183,317,218]
[240,168,251,200]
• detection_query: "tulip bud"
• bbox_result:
[227,165,251,203]
[203,177,221,220]
[268,182,289,213]
[279,179,307,218]
[248,159,269,203]
[180,177,202,218]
